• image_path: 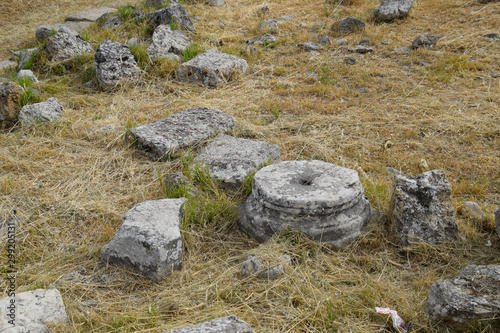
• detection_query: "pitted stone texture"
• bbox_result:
[0,289,67,332]
[168,315,255,333]
[46,33,93,61]
[331,17,365,35]
[65,7,117,22]
[0,82,21,126]
[36,24,79,41]
[128,107,235,159]
[374,0,414,22]
[390,169,458,246]
[17,69,38,83]
[101,198,184,282]
[239,160,374,248]
[425,265,500,331]
[18,97,64,125]
[147,25,190,60]
[194,135,281,189]
[412,34,439,49]
[94,40,141,91]
[102,16,123,30]
[148,4,196,34]
[241,254,291,280]
[175,49,248,87]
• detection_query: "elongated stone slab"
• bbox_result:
[167,315,254,333]
[65,7,117,22]
[128,107,235,159]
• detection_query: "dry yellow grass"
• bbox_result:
[0,0,499,331]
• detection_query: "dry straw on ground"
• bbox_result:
[0,0,499,331]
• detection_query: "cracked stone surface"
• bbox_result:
[128,107,235,159]
[147,25,190,61]
[0,289,68,332]
[425,265,500,331]
[46,32,93,61]
[374,0,414,22]
[390,169,458,246]
[239,160,375,248]
[101,199,184,282]
[168,315,255,333]
[194,135,281,189]
[175,49,248,87]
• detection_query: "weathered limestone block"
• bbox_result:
[331,16,365,35]
[194,135,281,189]
[374,0,414,22]
[101,199,185,282]
[0,82,21,126]
[168,315,255,333]
[425,265,500,331]
[35,24,79,41]
[94,40,141,91]
[147,25,190,61]
[128,107,235,159]
[46,33,93,61]
[239,160,375,248]
[0,289,67,332]
[175,49,248,87]
[18,97,64,125]
[390,169,458,246]
[65,7,117,22]
[16,69,38,83]
[148,4,196,34]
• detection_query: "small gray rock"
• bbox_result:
[168,315,255,333]
[101,199,185,282]
[258,19,279,33]
[194,135,281,189]
[35,23,79,41]
[102,16,123,29]
[425,265,500,331]
[175,49,248,87]
[345,57,356,65]
[65,7,117,22]
[0,60,16,70]
[94,40,141,91]
[374,0,414,22]
[298,41,322,51]
[390,170,458,246]
[0,82,21,126]
[0,289,68,332]
[359,39,370,46]
[46,33,93,61]
[483,33,499,39]
[393,46,412,54]
[348,45,373,54]
[332,16,365,35]
[459,201,486,219]
[165,172,189,189]
[127,37,139,46]
[306,72,319,80]
[18,97,64,125]
[412,34,439,49]
[128,107,235,159]
[148,4,196,34]
[245,33,276,45]
[240,254,291,280]
[132,10,146,24]
[147,25,190,60]
[207,0,226,6]
[16,69,38,83]
[311,22,326,31]
[335,38,348,45]
[318,36,331,45]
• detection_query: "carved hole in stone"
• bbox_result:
[299,178,313,186]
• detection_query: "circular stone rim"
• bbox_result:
[252,160,364,215]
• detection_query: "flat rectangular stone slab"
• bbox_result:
[128,107,235,159]
[65,7,117,22]
[167,315,255,332]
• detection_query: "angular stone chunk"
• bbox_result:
[147,25,190,61]
[245,33,276,45]
[374,0,414,22]
[0,289,68,332]
[94,40,141,91]
[18,97,64,125]
[46,33,93,61]
[390,169,458,246]
[175,49,248,87]
[102,16,123,30]
[128,107,235,159]
[0,82,21,126]
[35,23,79,41]
[65,7,117,22]
[17,69,38,83]
[239,160,375,248]
[412,34,439,49]
[101,198,185,282]
[148,4,196,34]
[425,265,500,331]
[331,16,365,35]
[298,41,322,51]
[194,135,280,189]
[168,315,255,333]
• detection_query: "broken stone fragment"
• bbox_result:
[147,24,190,61]
[168,315,255,333]
[65,7,117,22]
[101,198,185,282]
[46,33,93,61]
[148,4,196,34]
[331,16,365,35]
[18,97,64,125]
[240,254,291,280]
[390,169,458,246]
[258,19,279,33]
[374,0,414,22]
[412,34,439,49]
